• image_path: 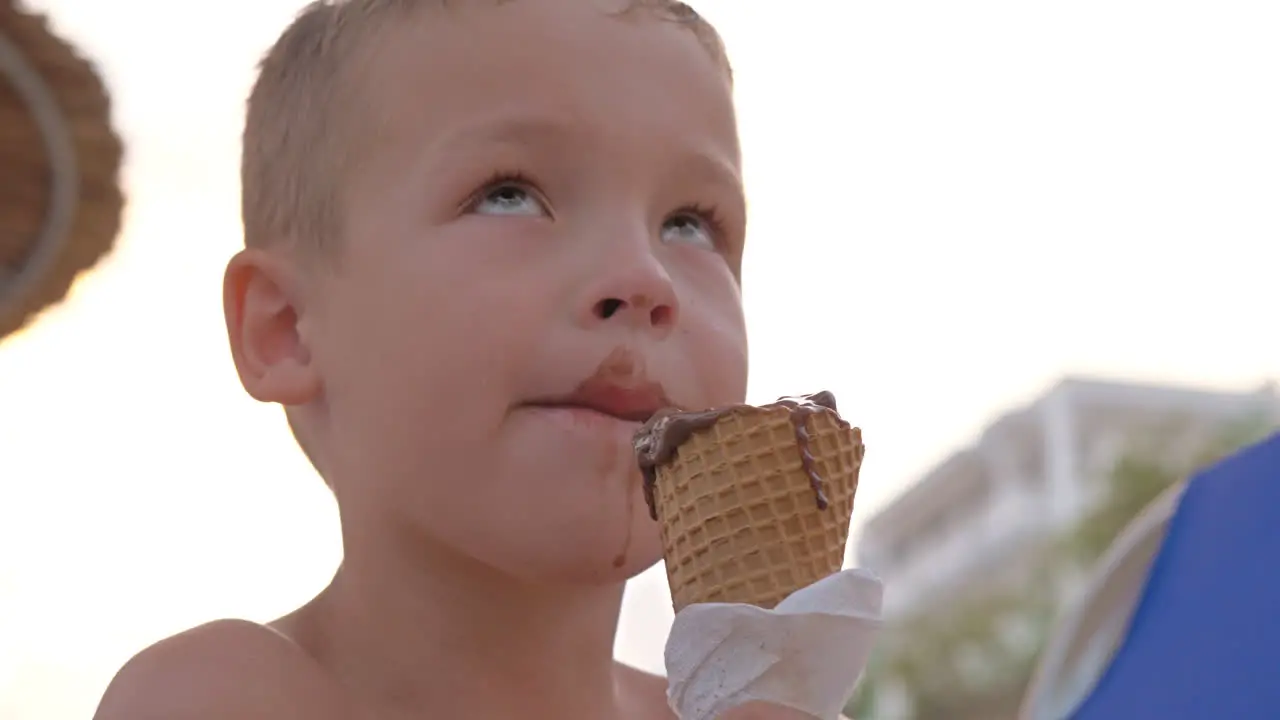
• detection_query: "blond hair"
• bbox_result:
[241,0,730,254]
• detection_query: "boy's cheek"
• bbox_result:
[681,294,749,406]
[316,274,528,435]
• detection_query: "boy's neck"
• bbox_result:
[290,529,632,719]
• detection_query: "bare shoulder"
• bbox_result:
[94,618,348,720]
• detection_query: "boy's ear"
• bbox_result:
[223,248,321,406]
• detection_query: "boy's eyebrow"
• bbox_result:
[432,114,743,195]
[672,149,745,203]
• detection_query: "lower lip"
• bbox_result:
[521,405,643,438]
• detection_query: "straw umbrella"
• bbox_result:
[0,0,124,342]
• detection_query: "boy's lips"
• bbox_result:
[524,380,675,424]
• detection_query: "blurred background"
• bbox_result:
[1,0,1276,718]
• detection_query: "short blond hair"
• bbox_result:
[241,0,731,254]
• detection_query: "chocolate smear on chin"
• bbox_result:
[612,441,638,568]
[633,391,846,520]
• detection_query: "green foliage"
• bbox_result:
[848,575,1056,719]
[1065,414,1272,564]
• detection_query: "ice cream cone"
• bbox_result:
[651,404,864,612]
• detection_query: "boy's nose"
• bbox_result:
[579,255,679,338]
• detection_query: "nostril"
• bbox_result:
[650,305,673,327]
[596,298,624,319]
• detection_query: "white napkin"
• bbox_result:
[664,568,884,720]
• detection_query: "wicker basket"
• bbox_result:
[0,1,124,341]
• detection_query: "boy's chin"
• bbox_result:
[529,549,664,587]
[504,524,664,586]
[464,433,665,583]
[458,507,666,587]
[396,431,667,586]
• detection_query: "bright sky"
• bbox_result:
[1,1,1277,717]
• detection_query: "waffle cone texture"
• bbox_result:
[652,405,865,612]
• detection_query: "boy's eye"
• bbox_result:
[470,181,548,217]
[660,212,717,250]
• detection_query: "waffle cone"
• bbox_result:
[653,405,864,612]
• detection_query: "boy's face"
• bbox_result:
[308,0,747,583]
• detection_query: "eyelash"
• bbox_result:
[466,170,546,208]
[670,202,728,248]
[479,169,538,191]
[467,170,729,245]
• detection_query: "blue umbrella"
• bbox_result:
[1071,433,1280,720]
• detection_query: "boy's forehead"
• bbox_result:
[377,0,728,85]
[355,0,740,169]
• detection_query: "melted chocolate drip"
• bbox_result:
[633,390,847,520]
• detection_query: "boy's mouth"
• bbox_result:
[524,379,675,424]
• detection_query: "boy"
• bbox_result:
[95,0,853,717]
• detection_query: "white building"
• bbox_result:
[857,376,1279,622]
